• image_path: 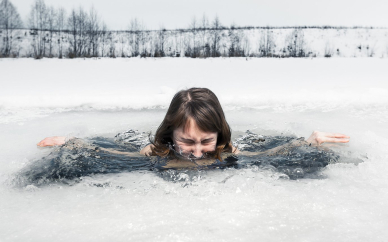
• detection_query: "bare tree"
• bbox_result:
[128,18,149,57]
[173,29,183,57]
[118,32,126,57]
[128,18,140,56]
[324,41,334,57]
[88,6,100,57]
[183,31,192,57]
[189,16,197,57]
[211,15,222,57]
[258,28,275,57]
[0,0,23,57]
[199,13,210,57]
[67,7,89,57]
[46,6,56,57]
[29,0,48,58]
[228,23,244,57]
[108,31,115,58]
[67,8,77,57]
[285,28,306,57]
[99,21,108,57]
[77,7,88,57]
[139,21,148,57]
[154,25,166,57]
[242,35,251,57]
[56,7,65,58]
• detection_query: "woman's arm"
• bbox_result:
[236,138,305,156]
[235,131,350,157]
[38,136,144,157]
[97,147,145,157]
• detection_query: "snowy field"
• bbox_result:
[1,58,388,241]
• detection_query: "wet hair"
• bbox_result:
[151,87,233,160]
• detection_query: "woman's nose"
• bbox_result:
[192,144,204,157]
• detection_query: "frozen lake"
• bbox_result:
[1,58,388,241]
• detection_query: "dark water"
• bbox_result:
[14,130,360,186]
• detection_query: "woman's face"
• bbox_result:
[172,118,218,158]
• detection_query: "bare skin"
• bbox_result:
[37,136,67,147]
[97,147,145,157]
[306,131,349,146]
[172,118,218,157]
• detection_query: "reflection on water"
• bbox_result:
[13,130,363,187]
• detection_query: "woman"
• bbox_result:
[38,88,350,166]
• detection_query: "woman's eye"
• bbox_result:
[201,140,213,144]
[182,140,194,145]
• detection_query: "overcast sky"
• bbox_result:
[11,0,388,30]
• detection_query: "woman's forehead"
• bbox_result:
[174,118,217,138]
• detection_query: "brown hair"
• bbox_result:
[151,87,233,160]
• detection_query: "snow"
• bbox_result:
[1,58,388,241]
[1,58,387,110]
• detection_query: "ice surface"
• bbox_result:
[0,58,388,241]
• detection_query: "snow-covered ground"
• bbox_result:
[1,58,388,241]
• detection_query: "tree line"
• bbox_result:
[0,0,238,58]
[0,0,381,58]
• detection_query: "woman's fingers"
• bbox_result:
[323,137,350,143]
[307,131,350,146]
[37,136,66,147]
[37,139,50,147]
[324,133,350,143]
[37,139,47,146]
[327,133,350,139]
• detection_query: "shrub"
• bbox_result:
[67,52,76,59]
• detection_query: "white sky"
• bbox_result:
[11,0,388,30]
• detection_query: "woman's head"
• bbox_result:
[152,87,232,160]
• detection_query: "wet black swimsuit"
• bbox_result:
[15,130,355,186]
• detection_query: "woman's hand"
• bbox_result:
[140,144,154,156]
[306,131,350,146]
[37,136,67,147]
